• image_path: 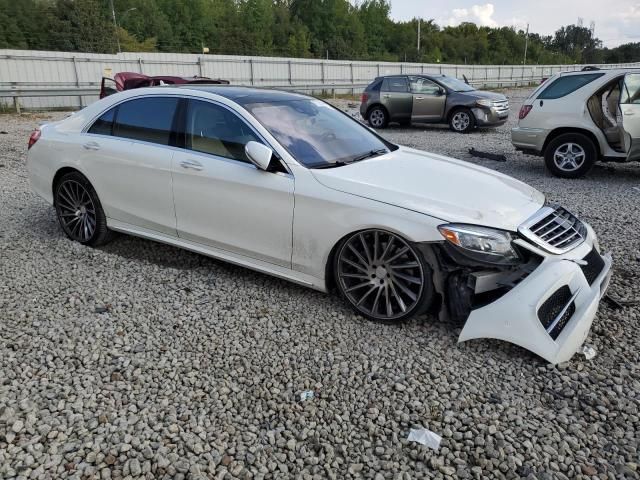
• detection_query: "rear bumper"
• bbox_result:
[459,228,612,364]
[511,126,547,154]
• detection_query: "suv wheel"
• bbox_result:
[368,106,388,129]
[544,133,597,178]
[449,108,475,133]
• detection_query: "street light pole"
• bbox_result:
[417,18,421,53]
[523,23,529,65]
[109,0,121,54]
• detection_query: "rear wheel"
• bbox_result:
[334,230,433,322]
[449,108,475,133]
[54,171,113,246]
[368,106,388,129]
[544,133,597,178]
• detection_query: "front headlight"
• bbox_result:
[475,99,494,108]
[438,224,520,264]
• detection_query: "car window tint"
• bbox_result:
[186,100,261,163]
[382,77,409,93]
[537,73,604,100]
[409,77,441,94]
[620,74,640,104]
[113,97,179,145]
[88,108,116,135]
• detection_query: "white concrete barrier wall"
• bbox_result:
[1,49,639,110]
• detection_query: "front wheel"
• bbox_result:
[449,108,475,133]
[54,171,113,246]
[544,133,597,178]
[334,230,433,322]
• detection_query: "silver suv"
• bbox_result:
[360,75,509,133]
[512,68,640,178]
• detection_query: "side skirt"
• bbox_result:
[107,218,327,292]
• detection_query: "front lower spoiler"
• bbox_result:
[458,251,613,364]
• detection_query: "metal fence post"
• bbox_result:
[138,58,143,74]
[198,56,203,77]
[377,63,380,77]
[249,59,254,85]
[321,61,325,85]
[288,60,292,85]
[350,62,354,95]
[13,96,21,114]
[71,56,83,108]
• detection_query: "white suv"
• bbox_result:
[512,68,640,178]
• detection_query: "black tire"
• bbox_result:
[54,171,113,246]
[333,229,433,323]
[544,133,597,178]
[367,106,389,129]
[449,108,475,133]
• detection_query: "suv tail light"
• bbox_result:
[519,104,533,120]
[361,92,368,103]
[28,129,41,149]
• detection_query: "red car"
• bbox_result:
[99,72,229,98]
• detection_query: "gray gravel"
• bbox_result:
[1,89,639,480]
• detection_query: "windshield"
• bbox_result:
[438,75,475,92]
[243,98,391,168]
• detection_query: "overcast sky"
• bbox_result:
[383,1,640,47]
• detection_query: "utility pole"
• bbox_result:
[523,23,529,65]
[109,0,121,54]
[417,18,421,53]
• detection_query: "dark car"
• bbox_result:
[360,74,509,133]
[99,72,229,99]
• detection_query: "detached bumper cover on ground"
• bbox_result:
[459,226,613,364]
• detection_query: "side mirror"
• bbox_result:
[438,87,445,96]
[245,141,273,171]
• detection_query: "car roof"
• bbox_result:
[559,67,640,76]
[175,85,310,104]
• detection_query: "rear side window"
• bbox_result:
[537,73,604,100]
[620,74,640,104]
[88,108,115,135]
[366,79,382,92]
[113,97,179,145]
[382,77,409,93]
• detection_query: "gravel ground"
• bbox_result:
[1,89,639,480]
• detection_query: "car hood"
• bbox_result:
[310,147,545,231]
[458,90,507,101]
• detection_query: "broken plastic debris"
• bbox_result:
[299,390,315,401]
[407,428,442,450]
[581,345,597,360]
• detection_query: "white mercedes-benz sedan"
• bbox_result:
[27,86,613,364]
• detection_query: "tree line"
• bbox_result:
[1,0,639,65]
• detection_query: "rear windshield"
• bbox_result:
[537,73,604,100]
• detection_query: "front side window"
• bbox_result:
[437,76,475,92]
[88,107,116,135]
[185,100,261,163]
[382,77,409,93]
[243,98,391,168]
[620,74,640,104]
[409,77,442,95]
[113,97,179,145]
[537,73,604,100]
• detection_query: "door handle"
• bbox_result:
[382,94,391,98]
[180,159,203,171]
[624,110,635,116]
[415,96,424,100]
[83,141,100,151]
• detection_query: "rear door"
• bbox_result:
[619,73,640,161]
[409,76,446,122]
[380,76,412,122]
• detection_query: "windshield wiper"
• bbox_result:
[351,148,388,163]
[309,161,348,169]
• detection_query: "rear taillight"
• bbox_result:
[519,105,533,120]
[28,129,41,149]
[361,92,369,103]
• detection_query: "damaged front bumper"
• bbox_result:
[422,225,613,364]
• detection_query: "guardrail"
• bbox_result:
[0,78,543,113]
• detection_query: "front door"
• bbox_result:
[171,99,294,267]
[380,76,412,123]
[620,73,640,161]
[409,76,446,122]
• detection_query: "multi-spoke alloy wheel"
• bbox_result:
[54,172,113,246]
[553,142,585,172]
[335,230,431,322]
[449,109,474,133]
[368,107,388,128]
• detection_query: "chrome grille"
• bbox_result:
[492,100,510,115]
[519,206,586,254]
